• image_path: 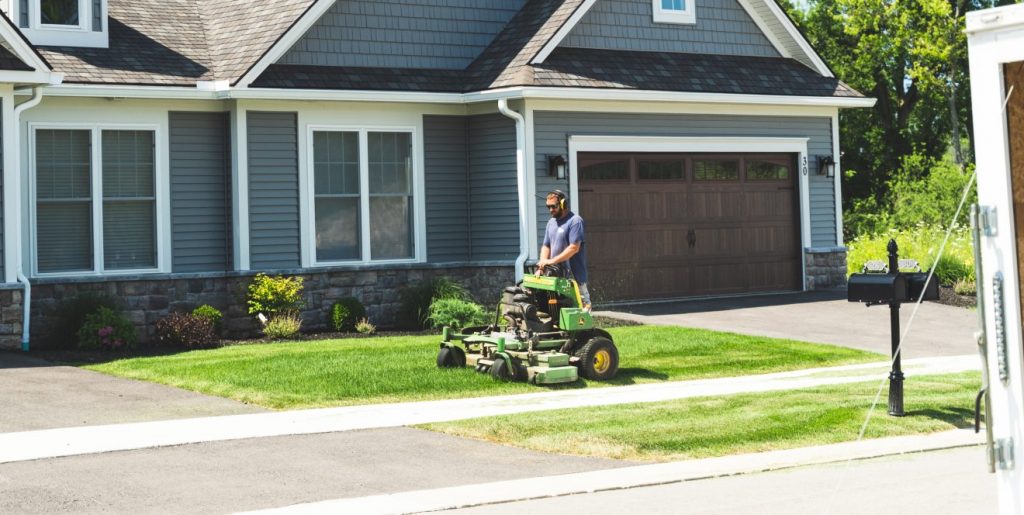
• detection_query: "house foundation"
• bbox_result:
[804,247,848,290]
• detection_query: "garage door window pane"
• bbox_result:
[638,159,684,180]
[314,131,361,261]
[694,160,739,181]
[747,159,789,181]
[579,158,629,181]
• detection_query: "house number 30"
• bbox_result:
[801,156,808,175]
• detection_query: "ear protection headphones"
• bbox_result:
[549,190,567,210]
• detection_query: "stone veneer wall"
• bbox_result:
[804,247,848,290]
[0,265,514,350]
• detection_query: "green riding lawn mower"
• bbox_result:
[435,265,619,384]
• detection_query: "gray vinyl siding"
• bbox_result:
[93,0,102,31]
[424,116,470,263]
[561,0,779,58]
[169,112,232,273]
[278,0,527,69]
[247,112,301,269]
[533,111,836,247]
[467,114,518,261]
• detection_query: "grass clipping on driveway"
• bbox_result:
[84,326,881,410]
[421,372,979,462]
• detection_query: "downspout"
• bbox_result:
[14,86,43,351]
[497,99,529,283]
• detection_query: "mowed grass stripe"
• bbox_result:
[421,372,980,462]
[84,326,882,410]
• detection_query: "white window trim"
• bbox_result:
[567,135,810,289]
[28,122,168,278]
[653,0,696,24]
[17,0,108,48]
[304,124,423,267]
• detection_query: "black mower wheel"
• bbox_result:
[436,346,466,368]
[574,336,619,381]
[490,356,513,381]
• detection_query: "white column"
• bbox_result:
[2,85,18,283]
[230,101,250,270]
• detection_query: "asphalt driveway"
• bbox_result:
[596,290,978,358]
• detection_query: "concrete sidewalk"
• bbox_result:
[0,355,978,464]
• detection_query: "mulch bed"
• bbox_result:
[936,285,977,309]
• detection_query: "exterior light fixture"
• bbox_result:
[817,155,836,177]
[548,155,567,180]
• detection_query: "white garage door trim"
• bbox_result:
[567,135,811,291]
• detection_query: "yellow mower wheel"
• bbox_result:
[575,336,619,381]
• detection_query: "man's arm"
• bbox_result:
[537,243,579,268]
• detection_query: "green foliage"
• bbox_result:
[156,313,217,349]
[48,292,121,349]
[428,298,488,329]
[954,278,976,296]
[191,305,223,334]
[247,273,304,318]
[263,313,302,340]
[846,225,974,284]
[76,307,137,351]
[397,277,471,330]
[330,297,366,332]
[355,318,376,335]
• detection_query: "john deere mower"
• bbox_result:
[435,265,619,384]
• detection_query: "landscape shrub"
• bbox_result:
[330,297,366,332]
[155,313,216,349]
[954,279,977,296]
[247,274,304,318]
[48,292,120,349]
[76,307,137,351]
[428,298,488,329]
[931,254,974,285]
[397,277,471,330]
[263,312,302,339]
[192,305,223,334]
[355,318,376,335]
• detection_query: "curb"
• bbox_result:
[241,429,985,514]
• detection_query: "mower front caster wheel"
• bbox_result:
[575,336,619,381]
[436,346,466,368]
[490,357,512,380]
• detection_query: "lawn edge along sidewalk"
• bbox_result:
[0,355,977,464]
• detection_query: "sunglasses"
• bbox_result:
[546,204,559,210]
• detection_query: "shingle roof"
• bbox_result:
[35,0,314,86]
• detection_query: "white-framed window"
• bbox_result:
[308,127,417,264]
[654,0,696,24]
[31,125,163,276]
[14,0,108,48]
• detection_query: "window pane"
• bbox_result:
[37,202,92,272]
[41,0,78,25]
[747,159,789,180]
[369,132,411,194]
[36,129,90,200]
[103,201,155,269]
[694,160,739,181]
[103,131,154,198]
[579,158,629,181]
[370,196,412,260]
[638,159,684,180]
[662,0,685,10]
[314,131,359,195]
[315,197,361,261]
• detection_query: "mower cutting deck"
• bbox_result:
[436,270,619,384]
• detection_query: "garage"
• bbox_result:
[578,151,802,302]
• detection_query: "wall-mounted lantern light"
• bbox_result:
[817,155,836,177]
[548,155,567,180]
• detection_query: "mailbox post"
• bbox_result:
[847,238,940,416]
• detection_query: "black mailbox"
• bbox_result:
[905,272,940,302]
[848,273,907,304]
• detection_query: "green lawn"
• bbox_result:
[422,372,979,462]
[84,326,882,409]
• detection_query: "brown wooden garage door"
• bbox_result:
[579,152,801,302]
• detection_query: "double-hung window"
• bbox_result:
[34,127,159,275]
[654,0,696,24]
[311,129,415,263]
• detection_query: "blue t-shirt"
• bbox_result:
[543,212,587,284]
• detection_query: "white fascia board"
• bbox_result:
[758,0,832,77]
[531,0,598,65]
[227,87,465,103]
[234,0,336,88]
[967,2,1024,34]
[0,69,52,84]
[469,87,876,108]
[41,84,223,99]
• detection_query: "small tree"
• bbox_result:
[247,274,304,319]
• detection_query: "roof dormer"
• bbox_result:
[6,0,107,48]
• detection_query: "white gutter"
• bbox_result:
[497,99,529,283]
[41,83,878,109]
[13,86,44,352]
